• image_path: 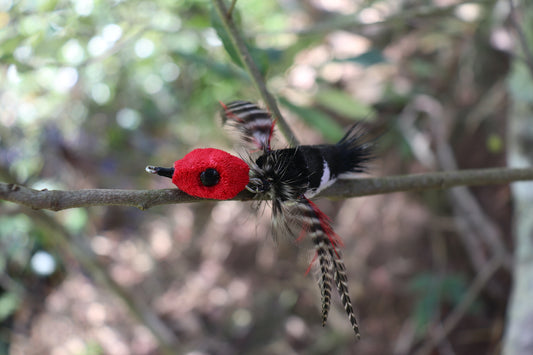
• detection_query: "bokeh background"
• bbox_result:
[0,0,525,354]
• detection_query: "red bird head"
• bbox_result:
[146,148,250,200]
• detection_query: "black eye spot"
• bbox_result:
[200,168,220,187]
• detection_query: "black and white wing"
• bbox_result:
[220,100,275,152]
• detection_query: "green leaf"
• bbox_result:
[0,36,26,59]
[509,61,533,103]
[80,341,104,355]
[315,88,375,120]
[279,98,345,142]
[487,133,503,153]
[38,0,59,12]
[0,215,32,238]
[210,5,244,68]
[408,273,476,334]
[333,49,386,67]
[209,5,269,76]
[0,293,20,322]
[409,58,435,79]
[61,209,88,234]
[248,45,270,76]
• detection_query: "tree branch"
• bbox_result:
[2,167,533,211]
[210,0,300,146]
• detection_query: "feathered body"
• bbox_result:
[221,101,372,337]
[146,100,372,338]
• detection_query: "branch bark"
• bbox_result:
[2,167,533,211]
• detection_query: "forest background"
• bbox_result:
[1,0,533,354]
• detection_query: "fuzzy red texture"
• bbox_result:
[172,148,250,199]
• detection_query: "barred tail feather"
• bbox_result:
[307,199,344,251]
[277,198,359,336]
[332,255,360,338]
[305,201,359,336]
[309,225,334,326]
[220,100,275,152]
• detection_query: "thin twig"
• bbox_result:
[210,0,300,146]
[508,0,533,78]
[404,95,512,272]
[226,0,238,18]
[2,167,533,211]
[414,256,503,355]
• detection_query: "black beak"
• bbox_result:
[145,166,174,179]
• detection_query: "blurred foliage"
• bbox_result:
[409,272,480,335]
[0,0,518,354]
[0,293,19,322]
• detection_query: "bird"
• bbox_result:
[146,100,373,337]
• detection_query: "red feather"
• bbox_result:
[307,199,344,254]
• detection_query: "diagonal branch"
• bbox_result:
[210,0,299,146]
[2,167,533,211]
[28,210,181,353]
[414,256,504,355]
